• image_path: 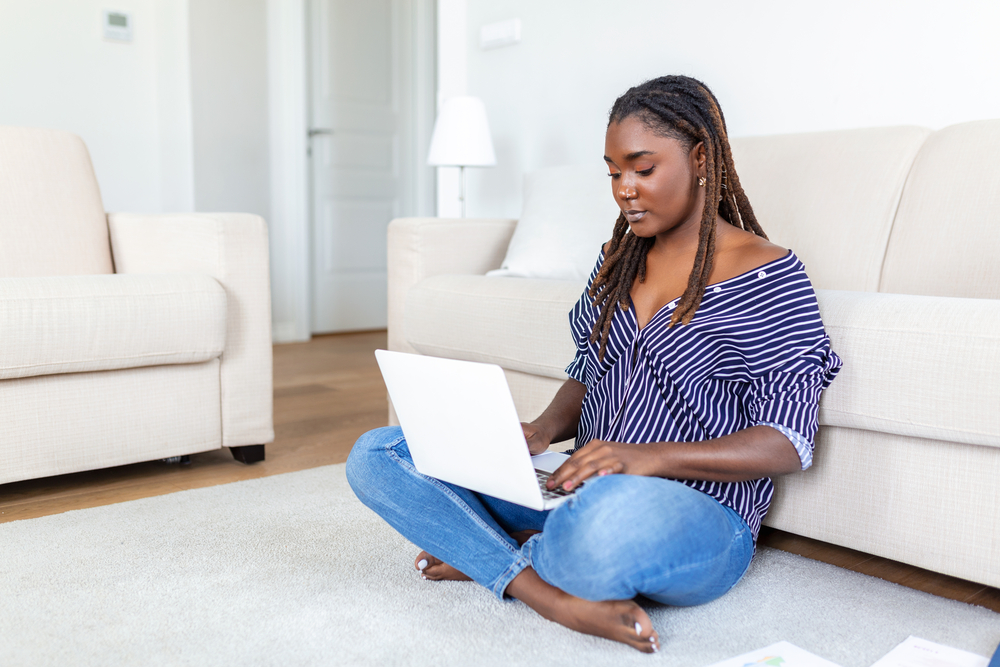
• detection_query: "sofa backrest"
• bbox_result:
[730,126,930,292]
[880,119,1000,299]
[0,126,113,277]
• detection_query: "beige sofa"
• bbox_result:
[387,120,1000,589]
[0,127,274,485]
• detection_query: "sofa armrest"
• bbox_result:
[387,217,517,354]
[816,288,1000,449]
[107,212,274,448]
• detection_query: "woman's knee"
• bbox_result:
[541,476,663,567]
[532,476,744,600]
[345,425,405,496]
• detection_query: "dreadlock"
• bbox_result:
[589,75,766,360]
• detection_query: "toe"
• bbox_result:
[625,608,658,653]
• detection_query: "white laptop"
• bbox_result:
[375,349,579,511]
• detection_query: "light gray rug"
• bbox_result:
[1,464,997,667]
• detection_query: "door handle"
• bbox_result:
[308,128,334,137]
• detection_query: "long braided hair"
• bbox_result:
[589,75,766,360]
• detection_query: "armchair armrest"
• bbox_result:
[387,217,517,354]
[107,212,274,448]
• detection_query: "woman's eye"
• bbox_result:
[608,172,620,179]
[637,167,655,176]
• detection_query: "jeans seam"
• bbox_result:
[384,437,523,599]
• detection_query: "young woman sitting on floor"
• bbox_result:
[347,75,842,653]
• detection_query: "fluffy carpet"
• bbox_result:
[1,464,997,666]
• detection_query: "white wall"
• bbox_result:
[189,0,271,219]
[435,0,466,217]
[459,0,1000,219]
[0,0,195,213]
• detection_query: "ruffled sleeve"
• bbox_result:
[748,338,842,467]
[564,249,606,385]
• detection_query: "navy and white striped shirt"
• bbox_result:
[565,250,842,541]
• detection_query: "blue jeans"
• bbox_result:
[346,426,754,604]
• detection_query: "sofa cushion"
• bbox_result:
[405,275,582,380]
[731,126,930,292]
[880,119,1000,299]
[0,127,113,277]
[0,274,226,380]
[817,289,1000,449]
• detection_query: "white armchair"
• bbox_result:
[0,126,274,484]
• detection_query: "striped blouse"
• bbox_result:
[564,250,842,541]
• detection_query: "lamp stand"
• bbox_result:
[459,165,467,218]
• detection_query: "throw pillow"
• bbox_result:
[487,163,621,282]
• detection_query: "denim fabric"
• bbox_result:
[346,426,753,604]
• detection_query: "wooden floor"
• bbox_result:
[1,331,997,613]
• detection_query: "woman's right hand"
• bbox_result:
[521,422,553,456]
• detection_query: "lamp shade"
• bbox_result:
[426,96,496,167]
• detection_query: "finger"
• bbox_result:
[559,456,623,491]
[547,458,580,489]
[547,447,599,488]
[562,458,610,489]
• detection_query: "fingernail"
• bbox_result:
[598,469,608,476]
[634,621,642,636]
[564,482,573,491]
[417,559,428,570]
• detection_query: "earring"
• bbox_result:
[698,177,706,187]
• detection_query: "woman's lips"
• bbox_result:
[624,210,646,223]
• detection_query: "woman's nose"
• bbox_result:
[619,184,636,200]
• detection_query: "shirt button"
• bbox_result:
[757,271,767,279]
[669,300,677,308]
[713,286,722,293]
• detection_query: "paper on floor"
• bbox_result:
[705,641,843,667]
[870,636,989,667]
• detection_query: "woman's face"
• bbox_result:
[604,115,706,240]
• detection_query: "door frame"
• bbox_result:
[266,0,436,343]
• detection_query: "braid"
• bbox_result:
[588,76,765,358]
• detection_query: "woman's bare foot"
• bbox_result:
[414,551,471,581]
[414,531,538,581]
[508,567,659,653]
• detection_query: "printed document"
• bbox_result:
[870,636,989,667]
[706,641,843,667]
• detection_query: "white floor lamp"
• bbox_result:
[427,96,497,218]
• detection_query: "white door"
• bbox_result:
[308,0,434,333]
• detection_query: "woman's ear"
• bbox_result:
[692,141,707,177]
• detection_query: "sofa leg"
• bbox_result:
[230,445,265,464]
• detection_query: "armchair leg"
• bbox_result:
[230,445,265,464]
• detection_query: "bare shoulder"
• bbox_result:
[712,225,788,282]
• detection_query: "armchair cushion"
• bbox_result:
[0,274,226,381]
[0,127,112,277]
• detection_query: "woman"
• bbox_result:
[347,75,841,653]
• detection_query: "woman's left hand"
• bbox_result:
[546,440,662,492]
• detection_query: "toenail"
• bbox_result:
[634,621,642,636]
[417,559,428,570]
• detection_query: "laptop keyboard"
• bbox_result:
[535,469,577,501]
